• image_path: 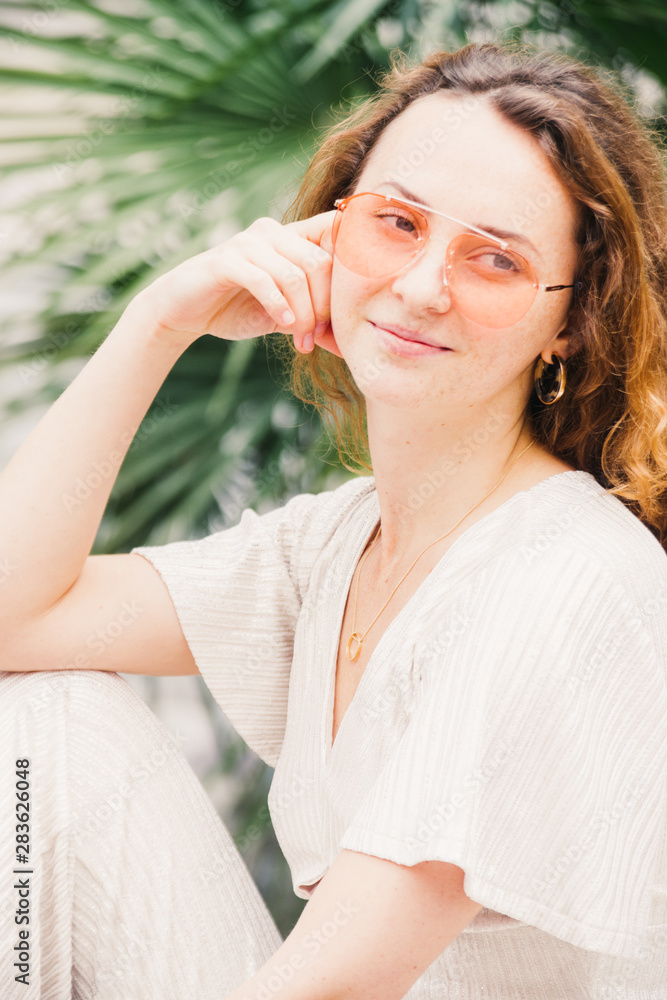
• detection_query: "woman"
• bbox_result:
[2,38,666,999]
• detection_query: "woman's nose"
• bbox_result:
[387,235,453,308]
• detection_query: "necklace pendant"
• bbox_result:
[345,632,363,662]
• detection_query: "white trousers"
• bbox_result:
[0,669,283,999]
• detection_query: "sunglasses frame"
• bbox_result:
[332,191,582,300]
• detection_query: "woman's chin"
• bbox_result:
[347,358,431,408]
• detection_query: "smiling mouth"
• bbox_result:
[370,321,452,350]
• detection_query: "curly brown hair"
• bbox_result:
[275,38,667,550]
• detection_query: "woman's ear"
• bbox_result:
[562,323,584,359]
[549,312,584,362]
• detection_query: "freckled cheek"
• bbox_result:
[460,315,542,367]
[329,264,379,342]
[488,293,566,353]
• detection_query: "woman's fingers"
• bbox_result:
[207,252,298,333]
[242,242,332,351]
[283,210,338,345]
[285,208,337,256]
[221,214,335,352]
[132,207,340,350]
[240,245,316,344]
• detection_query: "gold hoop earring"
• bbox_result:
[534,353,566,405]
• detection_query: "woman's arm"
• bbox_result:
[1,209,335,658]
[0,298,189,636]
[224,849,483,1000]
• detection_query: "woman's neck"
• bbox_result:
[363,400,552,571]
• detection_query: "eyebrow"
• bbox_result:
[375,181,543,259]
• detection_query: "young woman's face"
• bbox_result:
[328,91,581,414]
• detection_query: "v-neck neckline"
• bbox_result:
[322,469,595,766]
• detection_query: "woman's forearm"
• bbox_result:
[0,204,336,636]
[222,850,482,1000]
[0,296,192,632]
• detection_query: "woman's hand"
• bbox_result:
[130,209,342,357]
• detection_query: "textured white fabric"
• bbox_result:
[0,669,282,999]
[131,470,667,997]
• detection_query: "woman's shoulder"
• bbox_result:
[520,468,666,574]
[508,469,666,660]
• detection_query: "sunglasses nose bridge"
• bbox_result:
[394,236,453,298]
[414,230,453,286]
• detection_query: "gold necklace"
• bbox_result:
[345,438,535,662]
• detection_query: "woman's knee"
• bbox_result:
[1,669,186,798]
[2,669,154,731]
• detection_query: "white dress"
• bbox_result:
[2,469,666,997]
[0,669,282,999]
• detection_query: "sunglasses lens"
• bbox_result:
[332,193,537,328]
[332,192,427,277]
[446,234,536,328]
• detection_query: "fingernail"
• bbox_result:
[281,308,295,325]
[314,321,328,335]
[302,333,314,351]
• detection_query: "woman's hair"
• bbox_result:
[277,38,667,548]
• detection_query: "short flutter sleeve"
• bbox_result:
[339,545,667,959]
[130,478,367,768]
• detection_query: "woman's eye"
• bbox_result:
[479,251,520,273]
[394,215,415,233]
[375,211,418,234]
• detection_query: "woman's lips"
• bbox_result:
[370,322,452,358]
